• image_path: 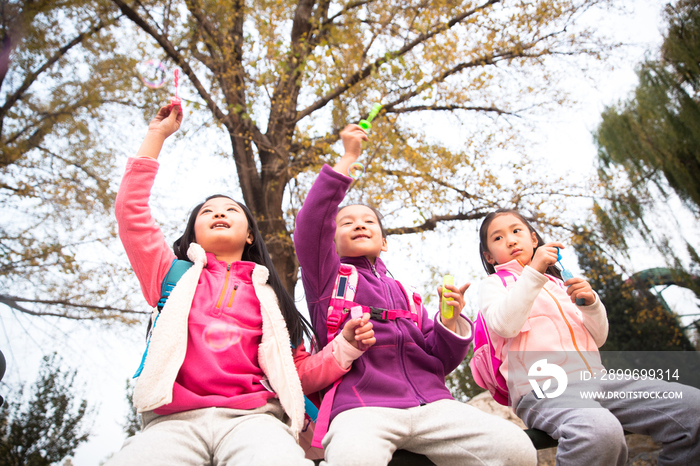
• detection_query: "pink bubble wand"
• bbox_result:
[170,69,182,109]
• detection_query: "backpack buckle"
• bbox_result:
[327,314,341,333]
[369,307,388,322]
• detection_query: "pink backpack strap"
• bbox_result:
[311,378,341,448]
[313,264,359,448]
[495,269,516,287]
[326,264,358,340]
[395,280,422,330]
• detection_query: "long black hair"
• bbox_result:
[174,194,313,347]
[478,209,562,279]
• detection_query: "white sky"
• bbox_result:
[3,1,699,464]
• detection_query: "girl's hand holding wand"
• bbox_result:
[532,243,595,305]
[530,242,565,274]
[438,282,471,332]
[137,105,183,160]
[333,124,368,176]
[564,278,596,306]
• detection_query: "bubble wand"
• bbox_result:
[556,248,585,305]
[170,69,182,109]
[348,103,382,180]
[358,103,383,131]
[441,275,455,319]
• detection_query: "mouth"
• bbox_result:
[511,248,522,256]
[352,234,370,240]
[211,221,230,229]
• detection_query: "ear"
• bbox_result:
[381,237,388,253]
[246,230,254,245]
[483,251,496,265]
[530,231,538,249]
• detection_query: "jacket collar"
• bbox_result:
[204,252,256,281]
[494,259,525,275]
[339,255,388,276]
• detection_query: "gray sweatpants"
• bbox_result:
[515,378,700,466]
[321,399,537,466]
[105,399,313,466]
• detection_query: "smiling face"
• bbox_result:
[482,213,539,268]
[193,197,253,263]
[334,205,387,263]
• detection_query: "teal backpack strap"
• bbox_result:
[158,259,194,311]
[135,259,194,378]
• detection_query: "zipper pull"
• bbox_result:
[228,284,239,308]
[371,264,380,278]
[227,263,231,271]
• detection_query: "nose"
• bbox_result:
[214,212,226,218]
[506,235,517,247]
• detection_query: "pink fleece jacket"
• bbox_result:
[115,156,360,416]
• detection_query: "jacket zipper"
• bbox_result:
[216,263,232,308]
[372,258,426,405]
[542,287,593,374]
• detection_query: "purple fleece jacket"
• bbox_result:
[294,164,473,423]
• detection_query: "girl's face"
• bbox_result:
[194,197,253,262]
[483,213,538,268]
[334,205,387,263]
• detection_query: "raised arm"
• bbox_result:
[114,106,183,306]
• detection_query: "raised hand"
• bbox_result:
[148,105,183,138]
[333,124,369,176]
[137,105,184,160]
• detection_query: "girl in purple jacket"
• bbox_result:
[294,124,537,465]
[108,106,374,465]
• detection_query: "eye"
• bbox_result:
[493,235,503,241]
[513,228,522,234]
[201,208,212,214]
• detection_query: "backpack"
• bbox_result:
[470,269,526,406]
[310,263,424,448]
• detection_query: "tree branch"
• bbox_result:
[295,0,501,122]
[0,16,114,125]
[0,294,146,319]
[387,211,489,235]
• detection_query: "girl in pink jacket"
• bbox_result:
[478,209,700,466]
[107,105,374,465]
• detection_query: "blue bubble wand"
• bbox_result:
[556,248,585,305]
